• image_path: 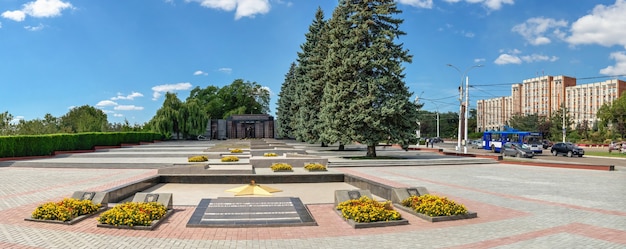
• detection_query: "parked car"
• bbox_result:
[542,140,553,149]
[501,142,534,158]
[550,142,584,157]
[469,139,483,149]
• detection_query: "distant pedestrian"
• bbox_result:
[430,139,434,148]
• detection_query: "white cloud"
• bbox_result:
[194,70,208,76]
[188,0,270,20]
[113,113,124,117]
[494,54,522,65]
[1,0,73,22]
[151,82,192,100]
[24,23,44,31]
[218,67,232,74]
[495,49,558,65]
[96,100,118,107]
[111,92,143,100]
[1,10,26,22]
[397,0,433,9]
[114,105,144,111]
[512,17,568,46]
[599,51,626,75]
[442,0,513,10]
[10,116,24,124]
[566,0,626,48]
[474,58,486,63]
[520,54,558,63]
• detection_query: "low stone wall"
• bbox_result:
[249,149,307,157]
[250,157,328,168]
[104,176,161,203]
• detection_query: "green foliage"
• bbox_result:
[401,194,468,217]
[97,202,167,227]
[336,196,402,223]
[318,0,417,157]
[61,105,108,133]
[189,79,270,120]
[276,64,298,139]
[0,132,162,158]
[31,198,101,221]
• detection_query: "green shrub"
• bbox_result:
[97,202,167,227]
[401,194,468,217]
[336,196,401,223]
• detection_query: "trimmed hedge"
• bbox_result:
[0,132,163,158]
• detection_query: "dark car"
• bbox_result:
[542,140,553,149]
[501,142,534,158]
[550,142,584,157]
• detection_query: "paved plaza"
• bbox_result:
[0,140,625,248]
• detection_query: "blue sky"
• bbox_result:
[1,0,625,125]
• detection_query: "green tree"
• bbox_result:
[60,105,108,133]
[0,111,15,135]
[179,98,209,138]
[549,104,574,142]
[190,79,270,119]
[15,113,61,135]
[597,94,626,140]
[150,92,183,139]
[292,7,329,145]
[320,0,417,157]
[276,62,298,138]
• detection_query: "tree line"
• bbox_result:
[1,79,270,138]
[276,0,419,157]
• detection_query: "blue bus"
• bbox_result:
[482,128,543,153]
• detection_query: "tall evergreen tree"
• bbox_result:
[276,62,298,138]
[320,0,418,157]
[293,7,329,145]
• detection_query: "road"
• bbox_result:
[436,141,626,167]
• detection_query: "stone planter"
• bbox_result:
[96,209,174,230]
[24,207,107,225]
[334,210,408,229]
[394,204,477,222]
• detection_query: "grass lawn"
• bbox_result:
[585,151,626,158]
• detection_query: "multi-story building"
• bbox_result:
[565,79,626,128]
[476,75,625,132]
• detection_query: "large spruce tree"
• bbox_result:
[320,0,418,157]
[276,63,298,138]
[292,7,328,144]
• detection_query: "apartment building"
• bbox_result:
[566,79,626,128]
[477,75,625,132]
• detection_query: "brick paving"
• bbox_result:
[0,141,624,248]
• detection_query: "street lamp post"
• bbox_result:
[447,64,483,153]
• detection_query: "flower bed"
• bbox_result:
[97,202,172,230]
[270,163,293,172]
[188,155,208,162]
[263,152,278,157]
[26,198,103,225]
[396,194,477,222]
[304,163,327,171]
[221,156,239,162]
[230,148,243,153]
[336,196,407,228]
